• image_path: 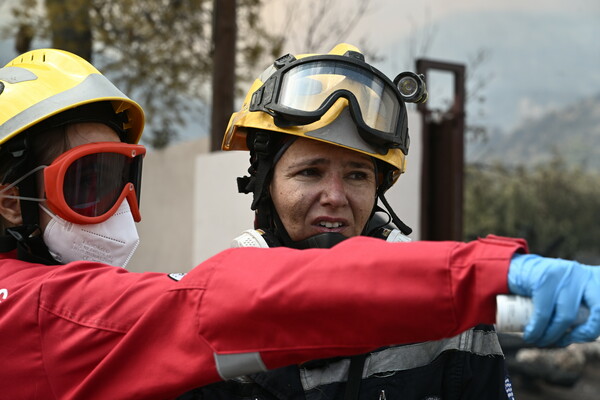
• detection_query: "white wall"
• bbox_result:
[128,110,422,273]
[386,109,422,240]
[192,151,256,263]
[128,138,209,273]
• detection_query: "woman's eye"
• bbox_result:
[348,171,369,180]
[297,168,319,177]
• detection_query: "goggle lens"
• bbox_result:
[278,62,400,135]
[63,152,139,217]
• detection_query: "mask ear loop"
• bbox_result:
[38,203,63,224]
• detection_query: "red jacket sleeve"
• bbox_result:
[0,235,525,399]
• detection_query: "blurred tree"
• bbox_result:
[464,156,600,262]
[8,0,37,54]
[4,0,371,149]
[90,0,215,148]
[9,0,92,59]
[210,0,236,152]
[91,0,276,149]
[5,0,283,149]
[276,0,372,55]
[47,0,92,60]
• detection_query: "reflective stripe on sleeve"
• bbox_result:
[214,351,268,380]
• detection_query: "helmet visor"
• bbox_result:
[44,142,145,224]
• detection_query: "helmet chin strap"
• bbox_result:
[377,192,412,235]
[291,232,348,249]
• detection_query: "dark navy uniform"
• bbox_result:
[182,326,513,400]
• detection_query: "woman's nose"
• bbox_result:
[319,175,349,207]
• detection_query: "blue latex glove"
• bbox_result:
[508,254,600,347]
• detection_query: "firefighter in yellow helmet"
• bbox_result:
[214,43,524,399]
[0,48,144,265]
[223,43,428,248]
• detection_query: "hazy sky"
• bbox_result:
[1,0,599,135]
[334,0,600,132]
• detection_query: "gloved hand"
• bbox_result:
[508,254,600,347]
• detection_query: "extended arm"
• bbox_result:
[25,236,522,398]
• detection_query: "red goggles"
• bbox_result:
[44,142,146,225]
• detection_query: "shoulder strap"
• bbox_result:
[343,354,367,400]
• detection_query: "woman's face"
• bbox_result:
[38,122,120,230]
[270,137,377,242]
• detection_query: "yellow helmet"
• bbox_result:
[0,48,144,145]
[222,43,428,181]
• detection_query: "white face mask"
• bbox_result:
[40,201,140,268]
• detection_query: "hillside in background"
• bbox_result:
[468,93,600,171]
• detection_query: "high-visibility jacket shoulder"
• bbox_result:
[0,235,525,399]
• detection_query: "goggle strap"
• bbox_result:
[38,203,55,220]
[0,165,46,195]
[0,195,44,202]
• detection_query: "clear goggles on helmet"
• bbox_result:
[249,55,413,155]
[0,142,145,225]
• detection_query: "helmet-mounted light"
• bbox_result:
[394,72,428,104]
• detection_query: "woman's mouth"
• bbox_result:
[318,221,344,229]
[313,218,348,233]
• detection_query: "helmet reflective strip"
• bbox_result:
[0,73,128,140]
[213,351,268,380]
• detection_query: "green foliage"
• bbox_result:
[91,0,286,148]
[1,0,46,49]
[90,0,213,148]
[233,0,285,96]
[464,157,600,262]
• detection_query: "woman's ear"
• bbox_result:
[0,185,23,226]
